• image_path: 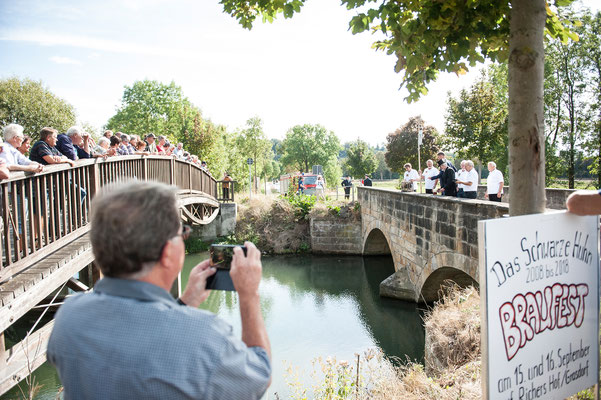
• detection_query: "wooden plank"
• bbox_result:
[0,226,90,283]
[66,277,89,292]
[18,181,29,258]
[10,182,21,262]
[1,184,11,267]
[49,174,57,242]
[0,246,94,333]
[27,179,35,255]
[0,320,54,396]
[41,176,50,246]
[0,290,15,307]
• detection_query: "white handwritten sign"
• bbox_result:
[479,211,599,400]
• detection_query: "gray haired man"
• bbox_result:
[47,181,272,399]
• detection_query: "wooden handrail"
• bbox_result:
[0,156,217,272]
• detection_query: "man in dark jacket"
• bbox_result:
[341,176,352,199]
[363,174,372,187]
[437,162,457,196]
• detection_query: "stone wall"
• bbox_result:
[475,185,574,209]
[191,203,237,241]
[310,217,363,255]
[360,187,509,302]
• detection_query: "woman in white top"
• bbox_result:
[316,175,325,199]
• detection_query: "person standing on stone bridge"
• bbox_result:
[436,162,457,196]
[47,181,271,399]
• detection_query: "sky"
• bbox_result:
[0,0,599,145]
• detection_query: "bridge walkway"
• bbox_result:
[0,155,224,395]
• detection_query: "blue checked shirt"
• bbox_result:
[47,277,271,399]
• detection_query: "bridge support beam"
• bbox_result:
[379,269,417,302]
[189,203,237,241]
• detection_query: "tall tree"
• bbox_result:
[580,11,601,188]
[107,79,232,178]
[385,116,439,174]
[280,124,340,173]
[444,66,508,179]
[221,0,577,215]
[345,139,377,178]
[107,80,196,139]
[545,10,589,189]
[237,117,272,193]
[0,77,76,139]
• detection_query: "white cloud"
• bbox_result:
[49,55,82,65]
[1,30,202,62]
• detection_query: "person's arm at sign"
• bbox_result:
[566,190,601,215]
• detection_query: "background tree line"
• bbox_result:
[2,6,598,191]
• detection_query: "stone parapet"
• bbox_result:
[475,185,574,209]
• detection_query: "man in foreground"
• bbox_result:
[47,181,271,399]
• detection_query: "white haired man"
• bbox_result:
[173,142,184,159]
[47,181,271,399]
[0,124,44,173]
[421,159,438,194]
[455,160,479,199]
[485,161,504,202]
[56,126,91,161]
[403,163,419,191]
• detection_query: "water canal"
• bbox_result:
[2,254,425,399]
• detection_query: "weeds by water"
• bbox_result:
[232,194,359,254]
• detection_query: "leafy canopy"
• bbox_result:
[220,0,577,102]
[345,139,377,178]
[0,77,76,140]
[444,64,508,174]
[107,79,231,177]
[280,124,341,173]
[385,116,439,173]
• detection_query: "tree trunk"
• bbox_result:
[508,0,547,215]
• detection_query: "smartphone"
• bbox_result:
[206,244,247,291]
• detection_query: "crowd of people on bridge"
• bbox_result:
[0,124,213,180]
[400,151,505,202]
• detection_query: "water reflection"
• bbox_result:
[1,254,425,399]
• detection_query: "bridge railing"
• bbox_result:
[0,156,216,276]
[216,180,236,202]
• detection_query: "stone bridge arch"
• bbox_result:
[359,186,508,302]
[363,227,392,255]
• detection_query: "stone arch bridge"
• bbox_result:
[359,186,510,303]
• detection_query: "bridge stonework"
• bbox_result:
[359,187,509,302]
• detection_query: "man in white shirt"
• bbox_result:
[456,160,479,199]
[421,159,439,194]
[485,161,504,202]
[403,163,420,192]
[1,124,44,173]
[456,160,467,198]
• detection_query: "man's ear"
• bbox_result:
[158,240,178,272]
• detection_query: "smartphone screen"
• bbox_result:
[207,245,247,291]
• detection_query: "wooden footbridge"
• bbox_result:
[0,155,225,395]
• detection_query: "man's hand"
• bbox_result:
[29,163,44,173]
[231,242,262,299]
[179,260,216,308]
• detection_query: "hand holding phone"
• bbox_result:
[206,244,247,291]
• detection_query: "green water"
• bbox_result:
[2,254,425,399]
